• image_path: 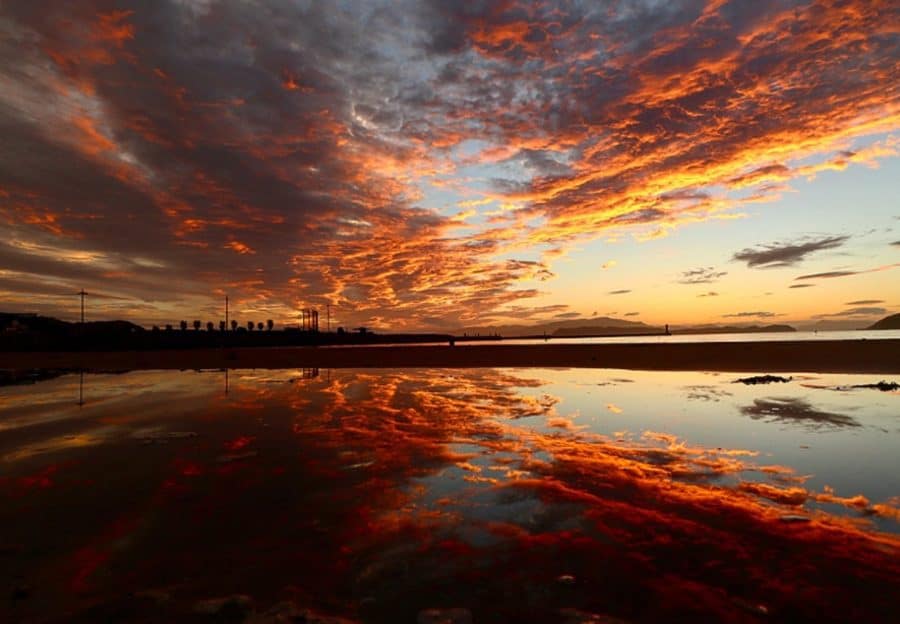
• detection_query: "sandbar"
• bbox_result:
[1,339,898,374]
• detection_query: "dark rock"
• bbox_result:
[734,375,792,385]
[850,381,899,392]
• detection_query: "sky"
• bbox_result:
[0,0,898,331]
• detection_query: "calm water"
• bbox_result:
[1,368,899,622]
[329,328,900,347]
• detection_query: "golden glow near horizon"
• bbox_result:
[0,1,898,330]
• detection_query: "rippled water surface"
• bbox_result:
[1,368,899,622]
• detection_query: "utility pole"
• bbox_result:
[326,303,330,333]
[225,294,229,330]
[77,289,87,323]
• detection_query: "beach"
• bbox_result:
[2,338,898,373]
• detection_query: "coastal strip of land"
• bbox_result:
[1,339,898,374]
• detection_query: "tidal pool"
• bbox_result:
[1,368,898,622]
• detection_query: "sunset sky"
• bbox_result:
[1,0,898,330]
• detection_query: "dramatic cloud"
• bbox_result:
[1,1,899,327]
[678,267,727,285]
[732,236,849,268]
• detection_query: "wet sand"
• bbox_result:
[2,338,899,373]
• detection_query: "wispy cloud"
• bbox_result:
[609,289,631,296]
[678,267,727,285]
[795,271,857,280]
[814,306,887,318]
[722,311,781,318]
[795,264,900,281]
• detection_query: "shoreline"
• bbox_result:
[1,339,898,374]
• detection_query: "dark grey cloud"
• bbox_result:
[789,284,815,289]
[732,236,849,268]
[513,149,573,178]
[679,267,727,284]
[845,299,884,305]
[795,270,858,280]
[608,289,631,295]
[697,291,719,297]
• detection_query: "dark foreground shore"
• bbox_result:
[2,338,898,373]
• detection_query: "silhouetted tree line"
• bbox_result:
[154,319,275,333]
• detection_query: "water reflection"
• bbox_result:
[0,368,898,622]
[739,397,860,429]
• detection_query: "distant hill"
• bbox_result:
[552,324,663,337]
[673,324,796,335]
[868,313,900,330]
[457,316,660,338]
[798,319,870,332]
[456,317,797,338]
[0,313,143,335]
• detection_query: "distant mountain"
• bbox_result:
[798,319,871,332]
[552,324,663,337]
[0,312,69,334]
[868,313,900,330]
[0,313,143,335]
[456,316,660,338]
[455,317,797,338]
[673,324,796,335]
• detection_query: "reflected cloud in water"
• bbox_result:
[0,368,898,622]
[740,397,860,429]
